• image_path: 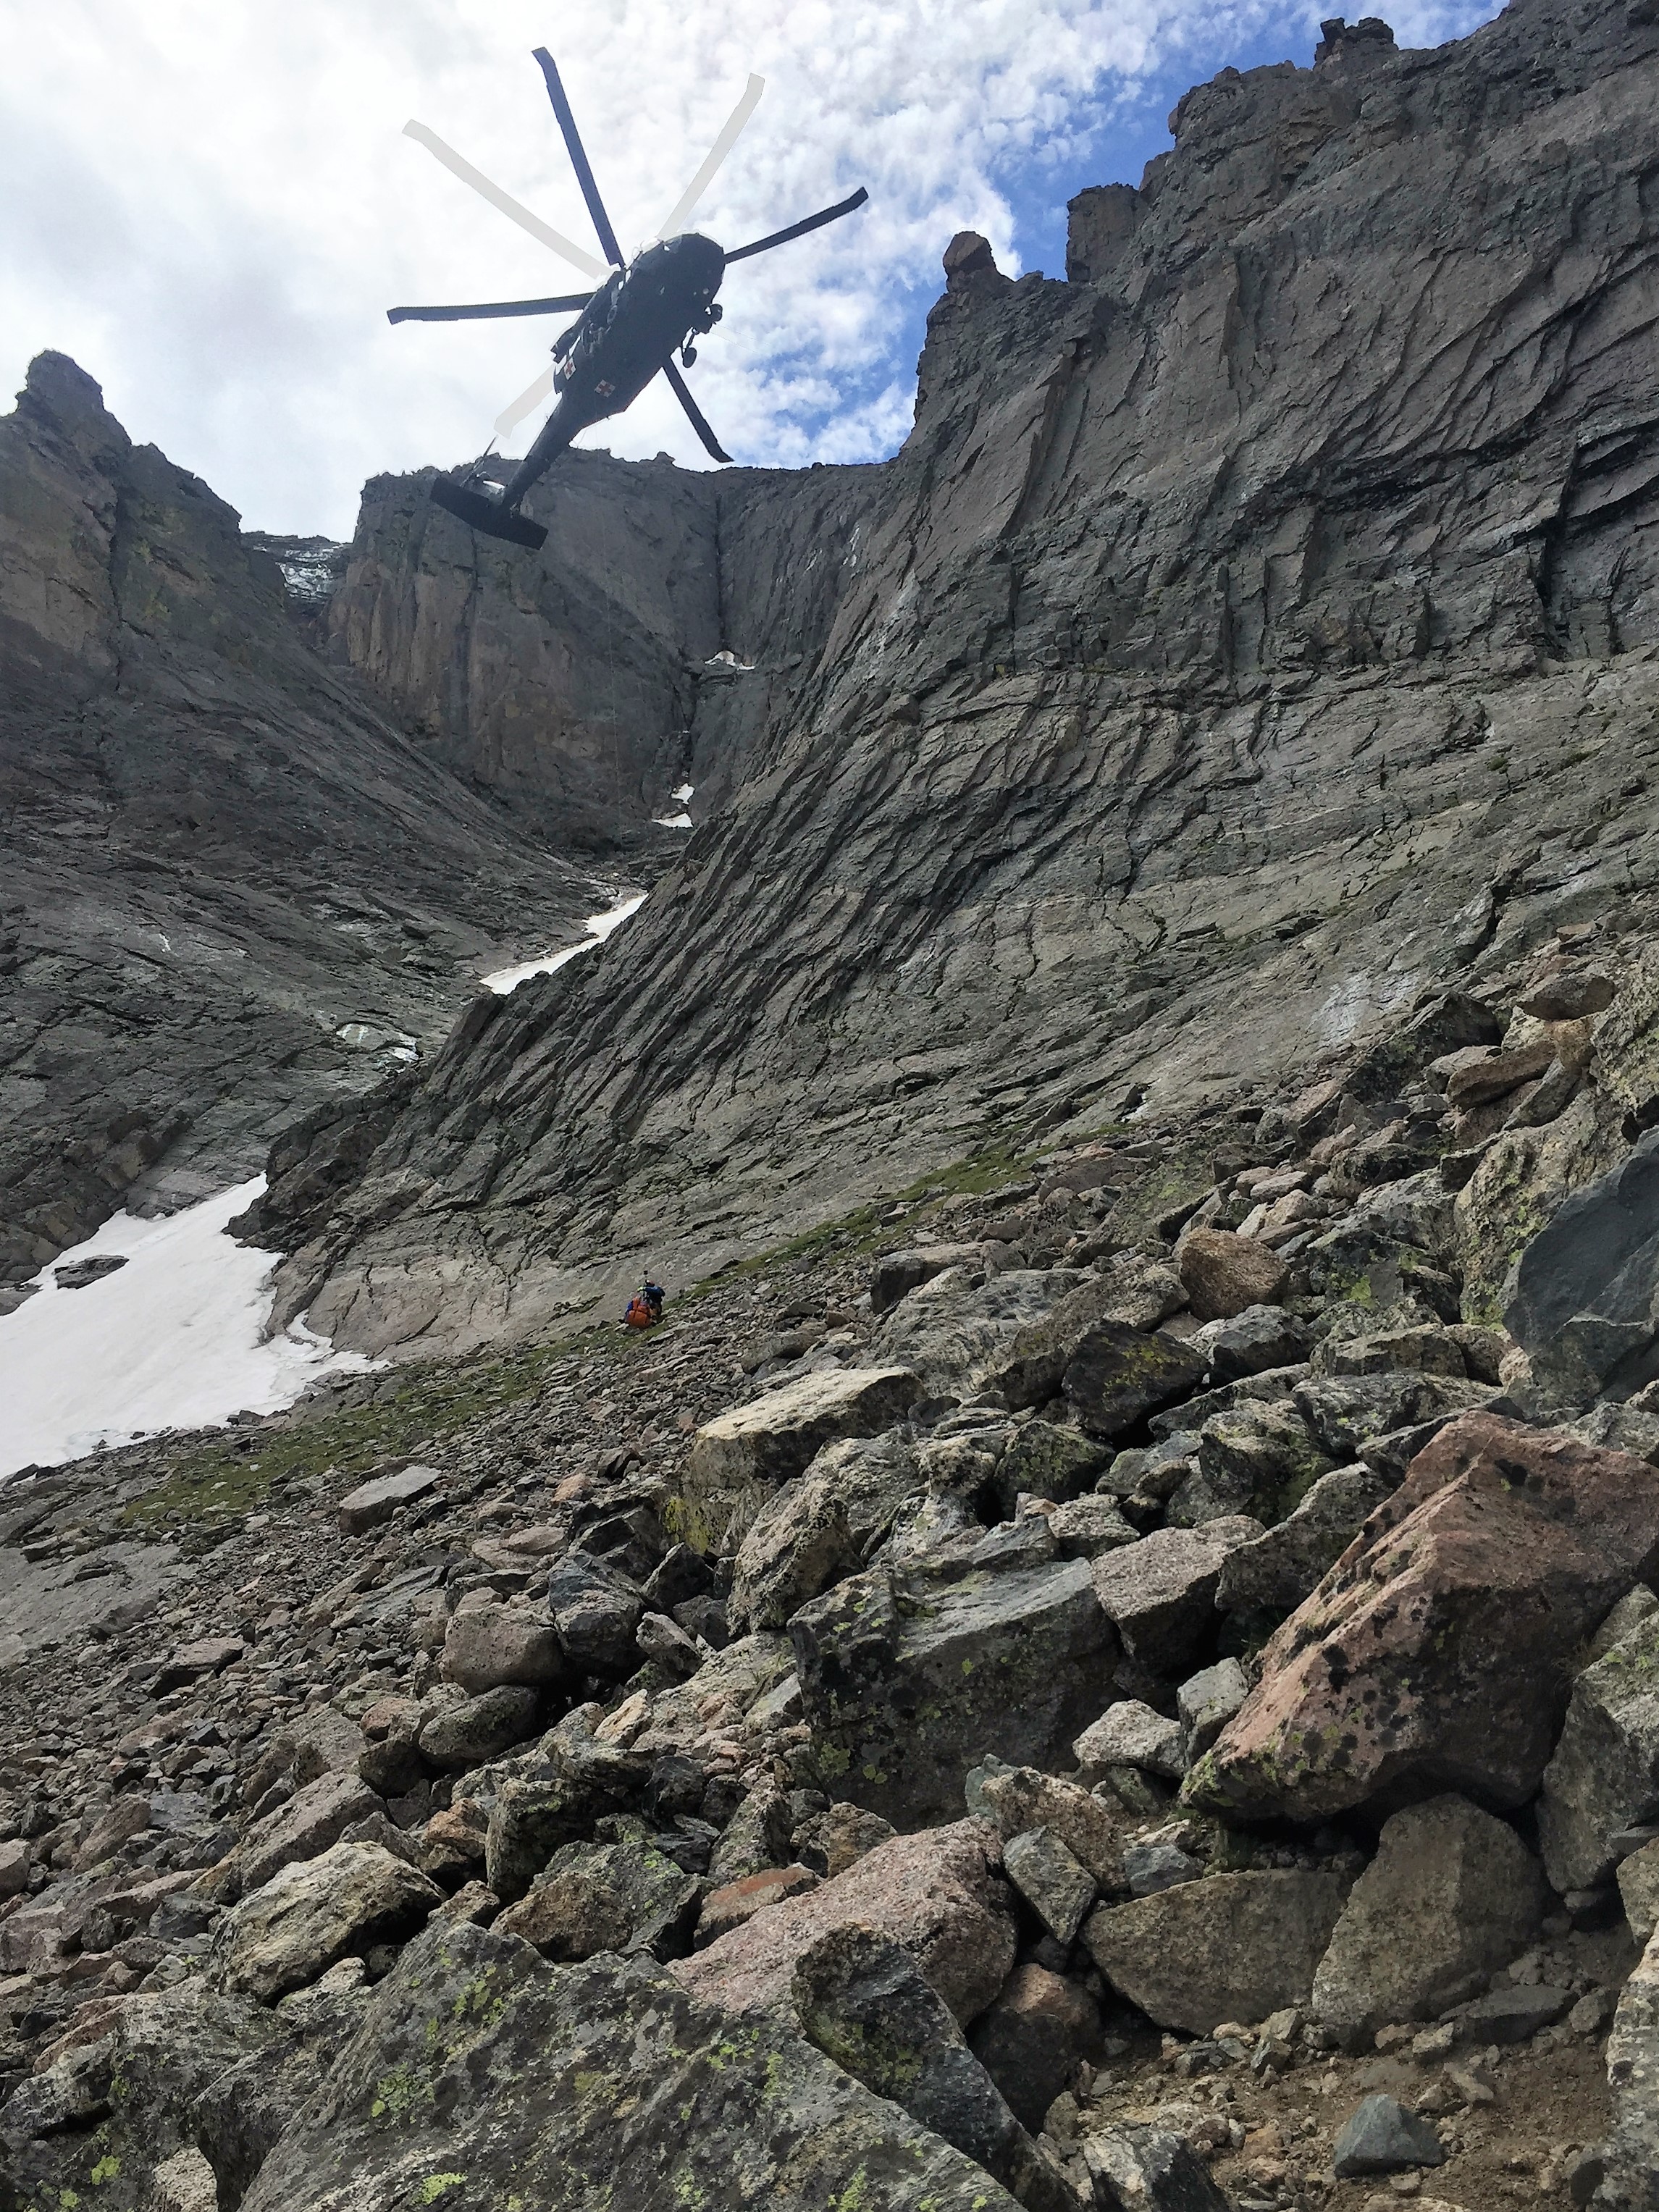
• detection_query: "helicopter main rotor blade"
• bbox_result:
[661,359,733,465]
[495,361,560,439]
[725,186,870,263]
[532,49,626,270]
[654,74,765,241]
[402,122,609,280]
[388,293,592,325]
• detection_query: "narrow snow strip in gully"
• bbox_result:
[481,888,647,995]
[0,1179,378,1481]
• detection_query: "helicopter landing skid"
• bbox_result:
[429,477,549,550]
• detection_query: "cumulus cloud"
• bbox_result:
[0,0,1495,534]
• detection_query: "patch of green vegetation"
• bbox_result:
[121,1339,570,1536]
[369,2063,436,2126]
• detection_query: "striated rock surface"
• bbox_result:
[0,354,605,1284]
[258,0,1659,1357]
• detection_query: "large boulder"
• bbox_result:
[1603,1922,1659,2209]
[483,1735,650,1901]
[1505,1130,1659,1403]
[1063,1324,1208,1439]
[211,1841,442,2002]
[1082,1870,1350,2035]
[495,1835,700,1961]
[1214,1465,1396,1620]
[728,1434,920,1632]
[674,1818,1017,2026]
[240,1919,1023,2212]
[416,1683,540,1771]
[990,1257,1186,1408]
[1537,1607,1659,1894]
[546,1552,647,1674]
[440,1599,566,1693]
[1177,1229,1289,1321]
[792,1555,1116,1825]
[791,1926,1078,2212]
[875,1269,1088,1397]
[1090,1519,1264,1674]
[970,1961,1106,2136]
[1187,1415,1659,1822]
[201,1768,382,1905]
[1310,1795,1545,2046]
[678,1366,923,1552]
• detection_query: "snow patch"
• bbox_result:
[482,890,647,995]
[0,1179,377,1481]
[652,812,693,830]
[671,783,694,804]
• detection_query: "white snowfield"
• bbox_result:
[0,1177,377,1481]
[481,888,647,995]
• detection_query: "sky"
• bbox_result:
[1,0,1498,539]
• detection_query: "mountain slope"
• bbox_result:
[0,355,612,1290]
[266,0,1659,1357]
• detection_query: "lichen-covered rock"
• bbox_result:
[1170,1398,1332,1526]
[728,1434,920,1631]
[1505,1130,1659,1403]
[678,1366,924,1552]
[494,1833,700,1960]
[971,1762,1131,1889]
[1082,1870,1350,2035]
[792,1554,1115,1825]
[239,1919,1025,2212]
[546,1552,647,1675]
[1188,1415,1659,1822]
[991,1259,1186,1408]
[483,1736,651,1902]
[790,1925,1078,2212]
[875,1269,1090,1399]
[1091,1519,1264,1674]
[0,1982,284,2212]
[1310,1795,1545,2046]
[1064,1324,1209,1439]
[1214,1464,1395,1621]
[211,1841,442,2002]
[1538,1610,1659,1896]
[674,1817,1016,2025]
[201,1767,382,1905]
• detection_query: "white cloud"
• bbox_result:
[0,0,1495,535]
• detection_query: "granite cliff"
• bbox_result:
[258,0,1659,1357]
[0,358,623,1291]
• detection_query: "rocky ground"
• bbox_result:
[8,919,1659,2208]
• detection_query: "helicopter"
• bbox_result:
[389,49,869,550]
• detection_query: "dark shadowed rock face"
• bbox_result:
[256,0,1659,1359]
[0,353,608,1283]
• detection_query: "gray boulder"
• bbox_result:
[417,1683,540,1771]
[877,1268,1087,1397]
[1082,1870,1350,2035]
[971,1763,1131,1891]
[1073,1701,1186,1784]
[679,1366,925,1551]
[1311,1795,1545,2046]
[791,1925,1079,2212]
[440,1599,566,1692]
[1064,1324,1208,1440]
[1090,1519,1264,1673]
[1538,1610,1659,1895]
[495,1833,700,1961]
[1047,1492,1138,1558]
[547,1552,647,1674]
[1331,2094,1447,2178]
[1506,1130,1659,1403]
[484,1736,651,1901]
[792,1555,1116,1826]
[728,1433,920,1631]
[992,1259,1185,1408]
[1602,1924,1659,2208]
[1192,1304,1313,1383]
[1214,1464,1395,1620]
[1003,1827,1097,1945]
[211,1841,442,2002]
[992,1421,1112,1513]
[1168,1398,1332,1527]
[1177,1658,1248,1762]
[1292,1371,1493,1460]
[1083,2124,1230,2211]
[240,1919,1025,2212]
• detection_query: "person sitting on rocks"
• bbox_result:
[624,1277,665,1328]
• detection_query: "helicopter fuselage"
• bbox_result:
[498,233,725,507]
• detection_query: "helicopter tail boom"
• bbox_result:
[429,478,549,550]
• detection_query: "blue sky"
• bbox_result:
[1,0,1498,537]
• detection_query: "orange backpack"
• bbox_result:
[624,1295,655,1329]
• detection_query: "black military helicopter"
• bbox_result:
[390,49,868,550]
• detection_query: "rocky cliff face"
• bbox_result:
[0,356,613,1287]
[271,0,1659,1360]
